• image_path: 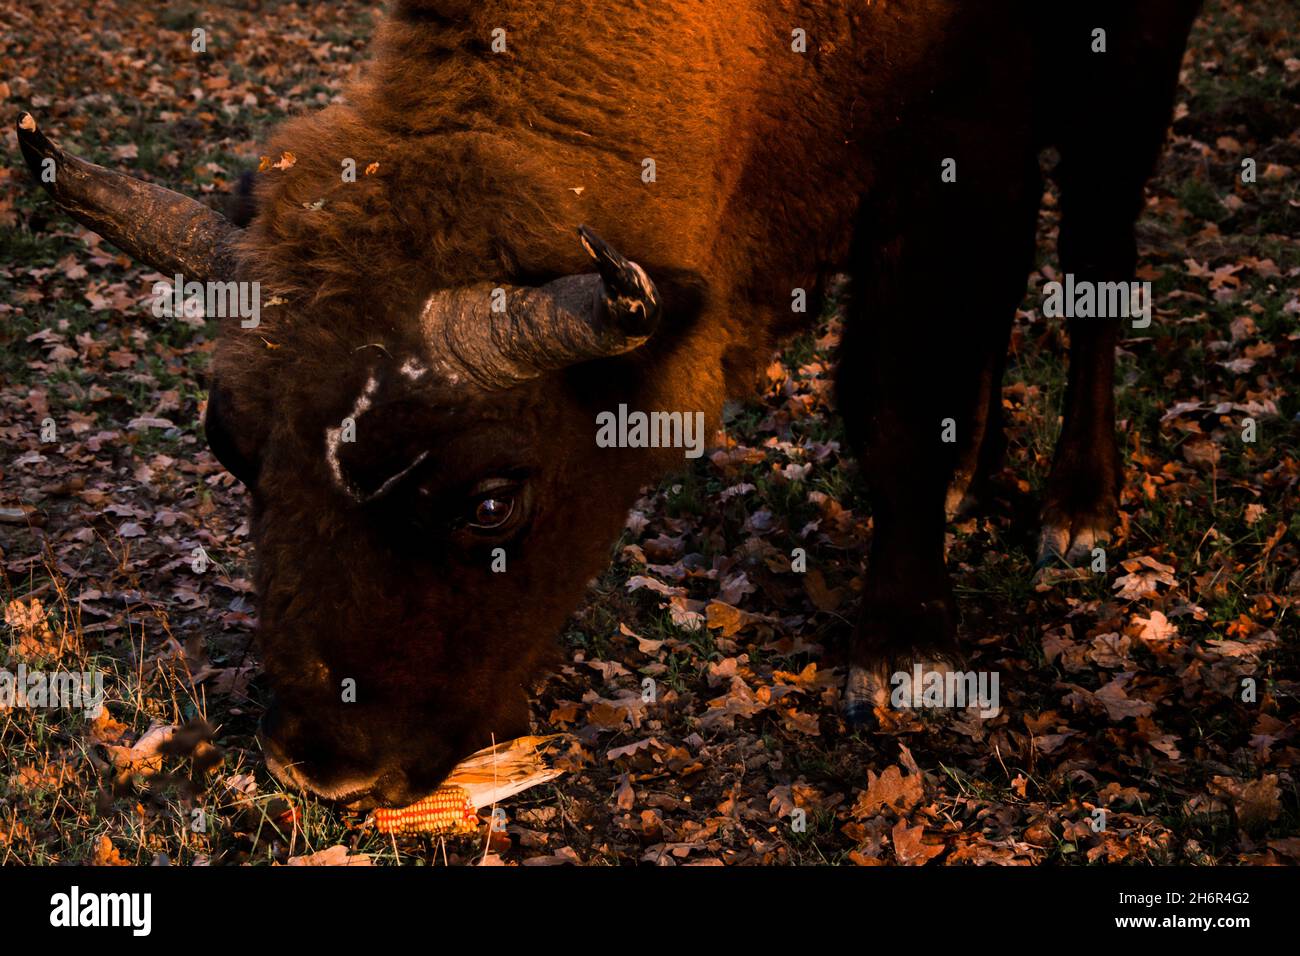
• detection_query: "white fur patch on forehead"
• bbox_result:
[324,373,433,503]
[325,375,379,500]
[400,357,427,380]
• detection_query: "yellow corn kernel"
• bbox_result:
[373,785,479,836]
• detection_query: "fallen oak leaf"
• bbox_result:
[851,764,924,818]
[1135,716,1181,760]
[891,819,944,865]
[1204,630,1278,661]
[88,709,130,747]
[104,722,177,776]
[581,689,648,730]
[1113,556,1178,600]
[287,845,372,866]
[584,658,633,681]
[1132,609,1178,643]
[1210,775,1281,833]
[606,738,661,761]
[521,846,581,866]
[780,706,821,736]
[1092,676,1156,721]
[706,600,751,637]
[91,835,130,866]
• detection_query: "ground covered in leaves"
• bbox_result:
[1,0,1297,865]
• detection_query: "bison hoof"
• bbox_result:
[1034,516,1112,573]
[843,664,889,727]
[843,658,958,727]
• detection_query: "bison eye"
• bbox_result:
[471,494,514,528]
[461,477,526,535]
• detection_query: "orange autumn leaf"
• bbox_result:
[89,710,130,746]
[92,835,129,866]
[891,820,945,865]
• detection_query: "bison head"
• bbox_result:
[18,113,692,807]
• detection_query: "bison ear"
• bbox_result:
[204,382,260,487]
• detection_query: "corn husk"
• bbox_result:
[442,734,568,807]
[373,734,567,835]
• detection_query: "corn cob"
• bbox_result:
[374,785,478,836]
[372,735,567,836]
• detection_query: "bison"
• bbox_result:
[18,0,1201,807]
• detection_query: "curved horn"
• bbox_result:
[423,226,661,389]
[16,112,239,281]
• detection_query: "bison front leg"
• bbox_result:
[839,381,964,724]
[835,254,992,723]
[837,157,1040,726]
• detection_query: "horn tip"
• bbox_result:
[576,224,599,259]
[15,110,57,176]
